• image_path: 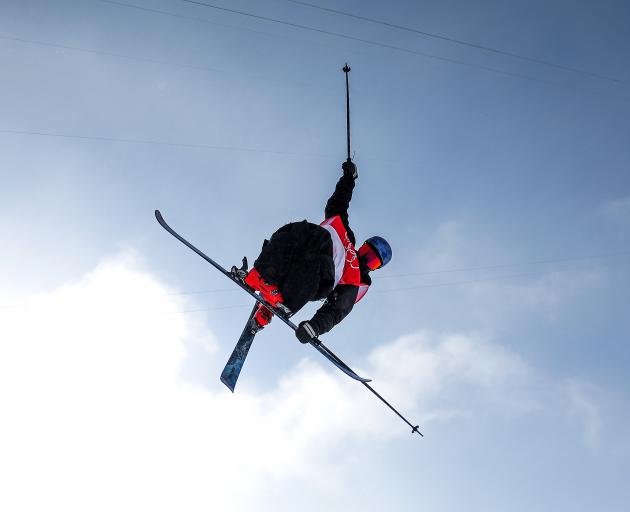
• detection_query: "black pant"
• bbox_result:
[254,221,335,313]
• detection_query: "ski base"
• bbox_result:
[220,304,259,392]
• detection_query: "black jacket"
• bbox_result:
[309,173,372,336]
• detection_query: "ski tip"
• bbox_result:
[155,210,170,230]
[220,375,236,393]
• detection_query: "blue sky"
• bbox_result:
[1,1,629,510]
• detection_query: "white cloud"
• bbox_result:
[0,252,379,510]
[0,252,250,511]
[368,331,529,406]
[0,252,612,511]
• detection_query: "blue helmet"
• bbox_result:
[360,236,392,269]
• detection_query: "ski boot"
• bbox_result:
[244,268,284,308]
[233,258,292,321]
[252,304,273,330]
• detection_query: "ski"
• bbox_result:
[220,303,260,392]
[155,210,371,384]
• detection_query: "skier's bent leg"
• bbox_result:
[245,220,334,317]
[244,267,285,307]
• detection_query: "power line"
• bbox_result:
[0,127,417,165]
[132,262,629,307]
[378,250,630,279]
[4,8,621,106]
[174,0,562,87]
[157,270,585,303]
[95,0,359,73]
[136,249,630,297]
[167,288,234,296]
[98,0,622,99]
[1,257,626,314]
[285,0,624,84]
[374,270,578,294]
[0,272,580,312]
[0,128,334,158]
[163,303,251,314]
[0,300,253,315]
[0,33,331,93]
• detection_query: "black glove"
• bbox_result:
[342,160,358,179]
[295,321,319,344]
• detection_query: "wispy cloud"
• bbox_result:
[405,219,607,331]
[563,380,604,451]
[368,331,531,410]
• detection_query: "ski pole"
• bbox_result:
[362,382,423,436]
[342,62,351,161]
[341,64,421,435]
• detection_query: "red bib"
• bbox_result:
[320,216,369,303]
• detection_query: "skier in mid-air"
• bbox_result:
[243,159,392,344]
[156,62,422,435]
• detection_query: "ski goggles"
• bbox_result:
[358,242,382,271]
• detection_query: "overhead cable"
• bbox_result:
[378,250,630,279]
[175,0,561,87]
[95,0,358,66]
[1,259,626,315]
[135,250,630,298]
[285,0,623,84]
[0,33,331,92]
[0,128,334,158]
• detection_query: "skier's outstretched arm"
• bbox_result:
[324,161,357,228]
[307,284,359,337]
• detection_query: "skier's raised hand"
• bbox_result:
[342,160,358,179]
[296,321,319,345]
